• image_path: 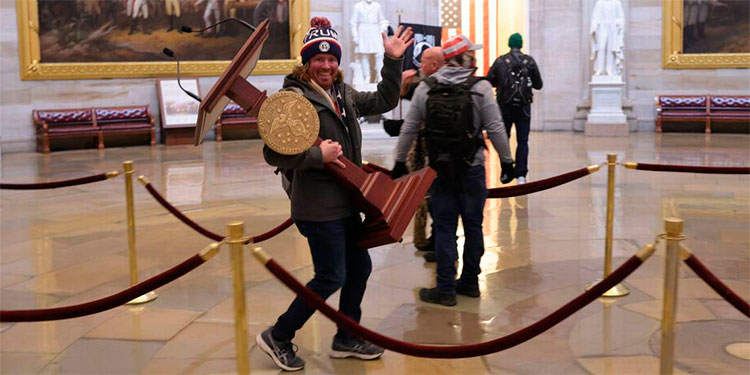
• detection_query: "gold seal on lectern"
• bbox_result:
[257,91,319,155]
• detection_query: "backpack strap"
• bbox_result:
[465,76,487,85]
[463,76,486,97]
[424,76,439,90]
[464,76,480,87]
[501,53,515,68]
[462,76,487,142]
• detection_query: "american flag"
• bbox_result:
[441,0,501,77]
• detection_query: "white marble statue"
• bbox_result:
[350,0,390,83]
[590,0,625,77]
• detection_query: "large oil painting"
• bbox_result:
[682,0,749,54]
[662,0,750,69]
[16,0,309,79]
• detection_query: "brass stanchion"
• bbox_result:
[660,217,685,375]
[228,222,250,375]
[124,161,157,305]
[587,153,630,297]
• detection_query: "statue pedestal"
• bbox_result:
[585,75,628,137]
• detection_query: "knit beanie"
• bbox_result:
[300,17,342,64]
[509,33,523,49]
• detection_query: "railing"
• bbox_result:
[1,157,748,375]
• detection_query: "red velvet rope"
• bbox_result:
[248,218,294,243]
[143,182,225,241]
[632,163,750,174]
[360,163,592,198]
[488,167,591,199]
[683,254,750,318]
[142,182,293,244]
[0,254,205,322]
[264,255,643,358]
[0,173,109,190]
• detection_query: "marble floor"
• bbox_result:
[1,131,748,375]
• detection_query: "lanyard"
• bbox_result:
[332,83,347,122]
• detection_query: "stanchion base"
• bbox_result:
[126,291,158,305]
[725,342,750,360]
[586,280,630,297]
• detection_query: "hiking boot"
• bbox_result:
[423,251,436,262]
[456,282,480,298]
[419,287,456,306]
[256,327,305,371]
[330,336,384,360]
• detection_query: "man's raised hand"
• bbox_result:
[382,26,414,59]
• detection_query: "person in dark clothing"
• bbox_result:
[486,33,543,184]
[257,17,413,372]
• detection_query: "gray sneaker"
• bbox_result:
[256,327,305,371]
[330,336,385,360]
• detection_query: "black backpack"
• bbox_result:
[501,53,534,107]
[422,76,485,183]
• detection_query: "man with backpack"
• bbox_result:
[391,35,514,306]
[487,33,543,185]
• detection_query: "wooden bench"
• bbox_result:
[655,95,709,133]
[95,105,156,148]
[215,103,258,142]
[33,106,155,153]
[33,108,97,154]
[708,95,750,133]
[656,95,749,133]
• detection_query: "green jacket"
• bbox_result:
[263,55,403,221]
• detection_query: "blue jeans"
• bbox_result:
[272,215,372,341]
[430,165,488,294]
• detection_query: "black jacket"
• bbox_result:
[486,48,543,107]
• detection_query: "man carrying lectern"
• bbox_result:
[257,16,413,371]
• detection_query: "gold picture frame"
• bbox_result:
[15,0,309,80]
[662,0,750,69]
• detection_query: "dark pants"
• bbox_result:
[272,215,372,341]
[500,104,531,178]
[430,165,488,294]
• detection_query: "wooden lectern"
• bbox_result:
[196,21,436,249]
[195,20,270,145]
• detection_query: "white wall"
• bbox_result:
[2,0,748,153]
[530,0,749,132]
[627,0,749,130]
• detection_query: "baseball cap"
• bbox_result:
[442,34,482,59]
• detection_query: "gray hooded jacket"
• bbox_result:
[395,66,513,166]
